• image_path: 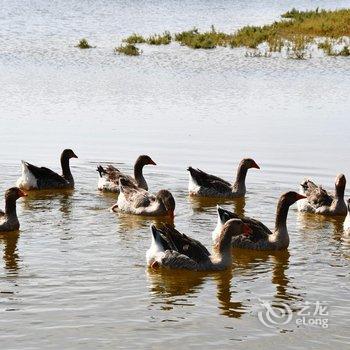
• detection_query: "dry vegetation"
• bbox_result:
[119,9,350,58]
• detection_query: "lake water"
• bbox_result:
[1,0,350,349]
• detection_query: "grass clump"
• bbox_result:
[76,38,94,49]
[318,39,350,56]
[174,26,232,49]
[147,31,171,45]
[117,9,350,59]
[123,33,146,44]
[318,39,333,55]
[230,8,350,50]
[339,45,350,56]
[115,44,141,56]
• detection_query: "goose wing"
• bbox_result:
[218,207,271,242]
[157,225,211,263]
[301,179,333,208]
[160,250,199,270]
[25,162,68,186]
[119,177,151,208]
[97,165,134,184]
[187,167,231,193]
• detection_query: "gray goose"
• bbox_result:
[111,178,175,217]
[97,155,156,193]
[297,174,347,216]
[146,219,251,271]
[0,188,27,232]
[213,192,306,251]
[187,158,260,198]
[16,149,78,190]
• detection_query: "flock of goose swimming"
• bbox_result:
[1,149,349,271]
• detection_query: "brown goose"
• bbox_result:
[0,188,27,232]
[16,149,78,190]
[111,178,175,217]
[146,219,251,271]
[187,158,260,198]
[97,155,156,193]
[213,192,306,250]
[297,174,347,215]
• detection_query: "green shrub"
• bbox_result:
[123,33,146,44]
[147,31,171,45]
[76,38,93,49]
[115,44,141,56]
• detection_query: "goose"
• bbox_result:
[0,187,27,232]
[111,178,175,217]
[297,174,347,215]
[97,155,156,192]
[343,199,350,235]
[187,158,260,198]
[16,149,78,190]
[146,219,251,271]
[213,191,306,250]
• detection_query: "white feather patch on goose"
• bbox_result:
[16,161,38,190]
[297,185,315,212]
[146,229,165,266]
[188,173,200,194]
[212,215,223,245]
[344,212,350,232]
[97,177,119,192]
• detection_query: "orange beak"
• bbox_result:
[243,223,252,237]
[19,189,27,197]
[151,261,160,269]
[296,194,307,200]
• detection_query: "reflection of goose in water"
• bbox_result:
[213,269,246,318]
[20,189,74,213]
[116,213,173,233]
[298,210,344,237]
[0,231,20,273]
[233,249,302,304]
[189,195,246,217]
[146,268,246,318]
[20,190,75,236]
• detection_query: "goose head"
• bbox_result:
[62,149,78,160]
[156,190,175,218]
[136,155,156,167]
[5,187,27,201]
[215,218,251,253]
[335,174,346,198]
[241,158,260,170]
[217,205,235,225]
[279,191,306,207]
